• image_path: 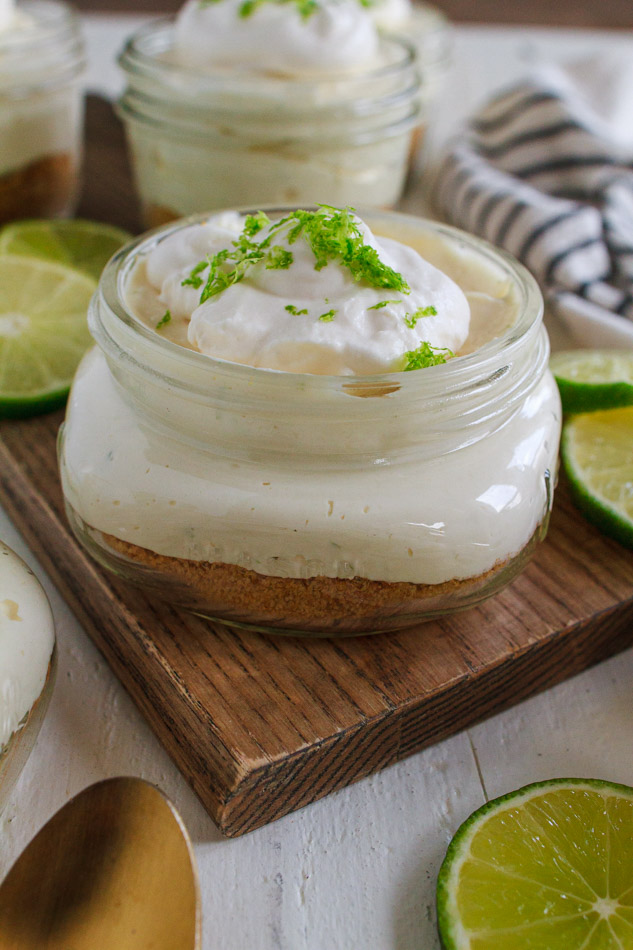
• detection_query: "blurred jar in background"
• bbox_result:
[117,0,449,227]
[0,0,85,223]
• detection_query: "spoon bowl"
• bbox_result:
[0,777,200,950]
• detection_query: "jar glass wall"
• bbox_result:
[0,0,85,223]
[59,211,562,636]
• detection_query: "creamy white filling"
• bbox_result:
[0,541,55,751]
[129,211,471,376]
[172,0,381,76]
[61,347,560,585]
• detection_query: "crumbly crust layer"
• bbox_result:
[144,203,180,230]
[0,153,76,223]
[103,531,507,633]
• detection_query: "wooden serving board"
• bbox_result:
[2,98,633,837]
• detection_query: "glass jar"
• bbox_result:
[0,540,56,812]
[59,210,561,637]
[116,18,429,229]
[0,0,85,223]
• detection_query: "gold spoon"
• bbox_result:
[0,777,201,950]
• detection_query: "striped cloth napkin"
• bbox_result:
[435,56,633,348]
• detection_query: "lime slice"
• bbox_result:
[561,406,633,549]
[437,777,633,950]
[0,255,95,418]
[0,219,131,282]
[550,350,633,414]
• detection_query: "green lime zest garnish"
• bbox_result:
[181,260,208,290]
[403,305,437,328]
[277,206,409,292]
[156,310,172,330]
[240,0,318,18]
[184,206,410,309]
[199,0,371,20]
[266,246,294,270]
[243,210,270,235]
[403,342,452,371]
[318,309,337,323]
[367,299,401,311]
[285,304,308,316]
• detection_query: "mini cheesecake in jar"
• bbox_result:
[117,0,426,227]
[59,206,561,636]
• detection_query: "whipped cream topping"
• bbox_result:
[370,0,411,31]
[172,0,381,76]
[0,0,34,35]
[130,210,471,376]
[0,541,55,751]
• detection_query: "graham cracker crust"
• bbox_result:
[0,153,77,223]
[101,530,509,634]
[145,204,180,230]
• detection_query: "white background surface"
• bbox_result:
[2,17,633,950]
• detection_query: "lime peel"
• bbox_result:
[0,218,131,281]
[0,255,96,418]
[437,777,633,950]
[561,406,633,550]
[550,350,633,414]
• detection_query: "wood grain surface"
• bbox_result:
[3,97,633,837]
[74,0,633,29]
[2,408,633,837]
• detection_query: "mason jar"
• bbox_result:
[0,0,85,223]
[116,18,428,229]
[0,540,56,812]
[374,1,452,165]
[59,210,561,637]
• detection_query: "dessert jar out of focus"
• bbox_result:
[58,208,561,637]
[116,0,434,228]
[0,540,56,812]
[0,0,85,223]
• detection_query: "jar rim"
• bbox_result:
[0,0,80,50]
[0,0,84,87]
[94,207,544,399]
[118,15,418,93]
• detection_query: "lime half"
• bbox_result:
[561,406,633,549]
[550,350,633,414]
[437,778,633,950]
[0,255,95,417]
[0,219,131,282]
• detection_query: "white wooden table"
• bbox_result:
[2,17,633,950]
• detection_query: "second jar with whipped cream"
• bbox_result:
[117,0,427,227]
[59,207,561,636]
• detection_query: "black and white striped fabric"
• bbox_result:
[435,59,633,345]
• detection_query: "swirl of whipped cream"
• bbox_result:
[172,0,382,76]
[140,210,470,376]
[0,0,35,35]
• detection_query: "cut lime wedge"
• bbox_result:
[0,255,95,418]
[437,778,633,950]
[550,350,633,414]
[561,406,633,549]
[0,219,131,282]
